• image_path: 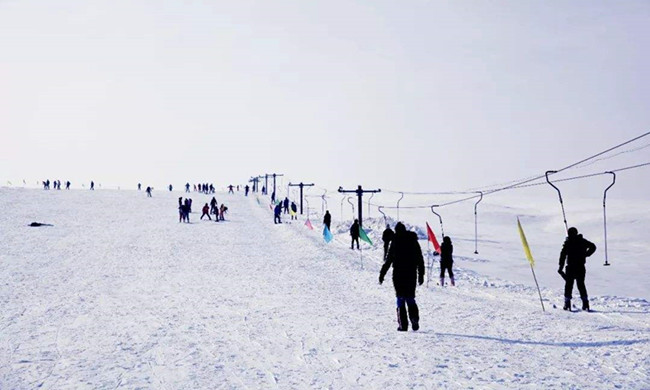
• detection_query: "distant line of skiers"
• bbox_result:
[42,180,86,190]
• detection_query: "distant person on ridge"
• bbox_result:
[138,183,141,191]
[245,185,250,196]
[65,181,70,190]
[440,236,454,286]
[201,203,211,220]
[323,210,332,230]
[271,191,276,204]
[283,197,289,214]
[169,184,173,192]
[146,186,152,197]
[185,183,190,193]
[90,181,94,190]
[379,222,425,331]
[350,219,360,250]
[229,185,234,194]
[382,224,394,260]
[559,227,596,311]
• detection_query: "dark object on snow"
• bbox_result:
[323,211,331,230]
[29,222,53,227]
[382,225,394,260]
[558,227,596,312]
[379,223,425,331]
[349,219,360,249]
[440,236,454,286]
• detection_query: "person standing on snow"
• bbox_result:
[323,210,332,230]
[382,224,394,260]
[201,203,211,220]
[559,227,596,311]
[290,201,298,220]
[146,186,152,197]
[379,222,425,331]
[245,185,250,196]
[349,219,360,250]
[439,236,455,286]
[283,197,290,214]
[229,185,234,194]
[274,203,282,224]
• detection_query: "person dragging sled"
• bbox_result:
[559,227,596,311]
[350,219,360,250]
[439,236,455,286]
[379,222,425,331]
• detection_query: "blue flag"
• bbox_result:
[323,226,333,243]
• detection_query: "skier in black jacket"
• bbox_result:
[379,222,425,331]
[440,236,454,286]
[382,224,394,260]
[559,227,596,311]
[323,211,332,230]
[350,219,360,250]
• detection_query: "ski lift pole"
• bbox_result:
[397,192,404,221]
[347,197,355,219]
[474,191,483,254]
[378,206,387,224]
[545,170,568,233]
[603,171,616,266]
[430,205,444,237]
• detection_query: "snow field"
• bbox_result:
[0,188,648,389]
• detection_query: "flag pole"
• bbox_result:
[426,232,431,287]
[530,263,545,312]
[359,245,363,270]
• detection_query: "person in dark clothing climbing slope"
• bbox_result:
[559,227,596,311]
[350,219,360,250]
[382,224,394,260]
[323,210,331,230]
[439,236,454,286]
[379,222,425,331]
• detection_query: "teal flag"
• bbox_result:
[359,226,373,245]
[323,226,333,243]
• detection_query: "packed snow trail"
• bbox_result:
[0,188,648,389]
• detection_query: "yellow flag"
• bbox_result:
[517,217,535,267]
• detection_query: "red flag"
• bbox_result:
[305,219,314,230]
[426,222,441,252]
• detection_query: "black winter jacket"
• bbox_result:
[559,234,596,270]
[380,231,425,298]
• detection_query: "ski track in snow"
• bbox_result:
[0,188,648,389]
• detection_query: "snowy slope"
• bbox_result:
[1,188,648,389]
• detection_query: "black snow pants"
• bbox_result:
[564,266,588,300]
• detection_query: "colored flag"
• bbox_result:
[517,217,535,267]
[305,219,314,230]
[426,222,441,252]
[323,226,333,243]
[359,226,373,245]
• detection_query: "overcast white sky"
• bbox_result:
[1,0,649,198]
